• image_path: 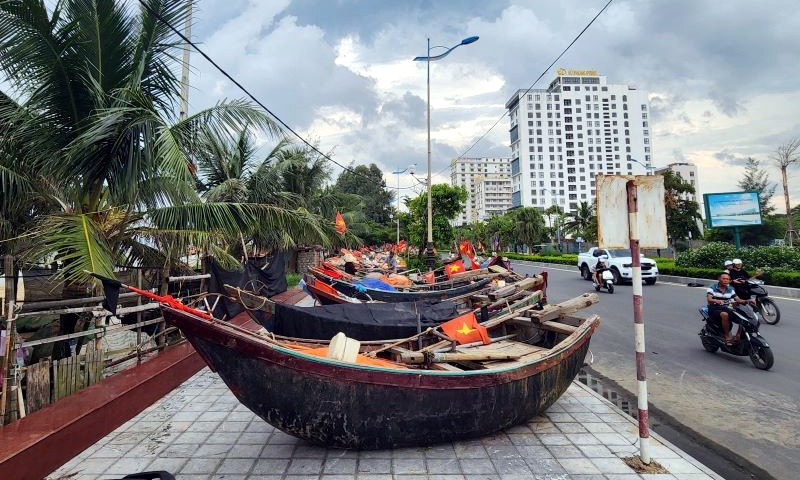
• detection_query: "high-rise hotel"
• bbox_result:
[450,157,512,226]
[505,69,653,212]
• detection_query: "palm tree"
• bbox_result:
[564,201,596,241]
[0,0,339,356]
[511,207,545,253]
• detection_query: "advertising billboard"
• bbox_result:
[703,191,762,228]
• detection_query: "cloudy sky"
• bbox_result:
[185,0,800,210]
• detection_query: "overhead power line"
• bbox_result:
[435,0,615,177]
[136,0,411,192]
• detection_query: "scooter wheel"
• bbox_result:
[607,284,614,294]
[749,344,774,370]
[594,285,601,292]
[759,298,780,325]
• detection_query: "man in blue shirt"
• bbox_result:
[706,272,751,344]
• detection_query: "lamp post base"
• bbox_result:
[425,242,436,271]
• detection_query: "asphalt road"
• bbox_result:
[513,261,800,480]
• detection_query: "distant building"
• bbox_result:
[474,176,512,221]
[655,162,700,202]
[450,157,512,225]
[505,69,653,212]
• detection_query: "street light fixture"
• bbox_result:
[391,164,416,244]
[413,35,479,270]
[629,157,655,175]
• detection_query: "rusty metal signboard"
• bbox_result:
[596,174,668,249]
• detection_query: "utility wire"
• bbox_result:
[435,0,615,177]
[136,0,417,192]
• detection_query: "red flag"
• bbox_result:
[335,211,347,234]
[459,240,479,270]
[445,259,466,278]
[393,240,407,253]
[440,312,490,345]
[422,271,435,284]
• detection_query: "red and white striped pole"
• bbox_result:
[627,179,651,464]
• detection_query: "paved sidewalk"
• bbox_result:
[48,369,722,480]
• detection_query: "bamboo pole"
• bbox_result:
[0,299,14,425]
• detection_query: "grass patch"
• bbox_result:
[286,272,301,288]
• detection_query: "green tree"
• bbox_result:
[403,184,467,251]
[510,207,546,253]
[335,164,394,224]
[564,201,597,242]
[486,214,515,252]
[663,170,702,246]
[738,157,776,215]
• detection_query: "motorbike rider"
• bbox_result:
[723,260,733,272]
[593,255,609,286]
[707,272,755,345]
[729,258,761,299]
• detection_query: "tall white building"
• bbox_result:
[450,157,512,225]
[474,176,512,221]
[505,69,653,212]
[656,162,700,201]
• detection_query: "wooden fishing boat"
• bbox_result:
[303,274,360,305]
[162,292,599,449]
[224,277,545,341]
[310,270,495,303]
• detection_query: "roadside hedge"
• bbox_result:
[503,252,578,266]
[676,242,800,271]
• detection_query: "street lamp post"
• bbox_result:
[392,164,416,244]
[629,157,655,175]
[413,35,479,270]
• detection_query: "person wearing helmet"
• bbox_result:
[723,260,733,272]
[729,258,761,299]
[593,254,609,286]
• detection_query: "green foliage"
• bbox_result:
[564,201,596,242]
[676,242,800,270]
[502,252,578,266]
[286,273,301,288]
[703,216,785,246]
[662,170,701,242]
[738,157,776,216]
[510,207,546,251]
[335,164,394,224]
[403,184,467,249]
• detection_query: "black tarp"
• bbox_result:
[269,300,460,341]
[209,253,288,321]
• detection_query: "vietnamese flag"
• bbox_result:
[335,211,347,234]
[444,259,466,278]
[459,240,479,270]
[440,312,490,345]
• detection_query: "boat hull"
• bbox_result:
[164,307,597,450]
[325,276,492,303]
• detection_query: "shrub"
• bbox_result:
[676,242,800,271]
[503,252,578,266]
[675,242,737,268]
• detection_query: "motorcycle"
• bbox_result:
[737,279,780,325]
[698,301,774,370]
[593,268,614,294]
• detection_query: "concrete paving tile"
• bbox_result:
[160,442,203,457]
[163,420,193,432]
[545,412,575,423]
[236,432,270,444]
[319,475,356,480]
[89,443,133,458]
[392,447,427,459]
[463,475,499,480]
[358,458,392,473]
[426,458,460,474]
[655,457,704,474]
[266,431,300,444]
[219,421,250,433]
[245,421,274,433]
[286,458,324,475]
[583,422,616,433]
[393,476,429,480]
[171,411,202,421]
[425,445,457,459]
[293,444,329,458]
[322,457,357,474]
[515,444,553,459]
[672,474,713,480]
[593,433,634,446]
[605,475,643,480]
[245,476,283,480]
[524,457,567,475]
[259,444,295,458]
[459,458,498,474]
[186,421,221,432]
[531,475,571,480]
[393,458,427,474]
[124,441,168,458]
[598,413,631,423]
[566,433,602,445]
[590,457,636,474]
[191,443,232,458]
[554,422,588,433]
[126,420,164,433]
[529,423,560,434]
[507,433,542,446]
[75,458,116,474]
[180,457,222,474]
[358,449,394,459]
[576,444,616,458]
[640,475,678,480]
[198,410,230,422]
[485,445,522,459]
[480,433,513,446]
[211,475,246,480]
[646,443,682,459]
[537,434,571,446]
[504,424,532,434]
[428,475,465,480]
[492,457,533,475]
[174,431,212,444]
[251,458,290,474]
[546,445,584,458]
[206,434,244,446]
[107,431,150,444]
[566,475,607,480]
[454,444,488,459]
[325,448,359,459]
[570,412,603,423]
[609,444,639,456]
[217,457,255,474]
[356,475,393,480]
[226,410,256,421]
[226,443,263,458]
[144,456,188,472]
[557,457,602,475]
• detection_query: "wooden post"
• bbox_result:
[1,255,15,425]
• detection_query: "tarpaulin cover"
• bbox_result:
[270,300,460,341]
[209,253,288,321]
[355,278,396,291]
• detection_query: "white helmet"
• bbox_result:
[724,260,732,267]
[732,258,743,265]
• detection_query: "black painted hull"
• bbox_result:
[164,307,598,450]
[325,276,492,303]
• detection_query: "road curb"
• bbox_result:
[511,259,800,298]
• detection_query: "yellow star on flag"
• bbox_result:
[456,322,476,336]
[449,264,461,272]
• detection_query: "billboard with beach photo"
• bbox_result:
[703,191,762,228]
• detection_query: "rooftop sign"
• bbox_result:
[556,68,598,76]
